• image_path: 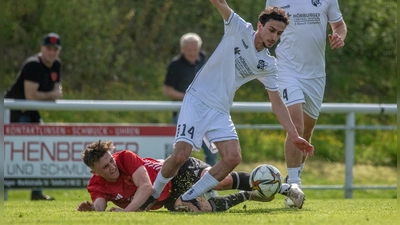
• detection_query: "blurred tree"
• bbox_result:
[3,0,397,165]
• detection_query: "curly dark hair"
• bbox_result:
[81,140,115,168]
[259,6,289,26]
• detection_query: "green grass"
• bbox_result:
[4,161,398,225]
[4,193,397,225]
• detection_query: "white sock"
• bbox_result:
[181,172,219,201]
[152,172,173,199]
[287,167,302,187]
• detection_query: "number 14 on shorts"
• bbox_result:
[176,124,195,139]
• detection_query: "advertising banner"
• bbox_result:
[4,124,176,188]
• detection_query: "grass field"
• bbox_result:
[4,160,398,225]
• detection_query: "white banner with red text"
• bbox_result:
[4,124,176,188]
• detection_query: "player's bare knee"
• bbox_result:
[221,153,241,168]
[170,149,190,165]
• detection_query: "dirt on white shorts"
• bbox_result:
[174,93,238,153]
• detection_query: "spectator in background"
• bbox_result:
[265,0,347,207]
[163,33,218,166]
[4,32,63,200]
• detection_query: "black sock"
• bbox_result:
[208,192,250,212]
[231,171,251,191]
[31,190,43,195]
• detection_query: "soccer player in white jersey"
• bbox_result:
[265,0,347,207]
[149,0,314,212]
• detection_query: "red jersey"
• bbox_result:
[87,150,172,210]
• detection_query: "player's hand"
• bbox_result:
[328,33,344,49]
[77,201,95,211]
[292,137,314,157]
[109,207,125,212]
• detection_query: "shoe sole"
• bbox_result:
[286,196,305,209]
[284,196,306,209]
[296,195,305,209]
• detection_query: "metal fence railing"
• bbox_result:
[4,99,397,198]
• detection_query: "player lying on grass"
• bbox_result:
[77,140,304,212]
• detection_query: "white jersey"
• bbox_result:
[187,10,278,114]
[266,0,343,78]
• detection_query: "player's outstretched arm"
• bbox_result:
[112,166,154,212]
[210,0,231,21]
[267,91,314,156]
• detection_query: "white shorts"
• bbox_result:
[174,93,238,153]
[278,76,325,119]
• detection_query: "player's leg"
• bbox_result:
[278,75,306,187]
[168,157,249,212]
[140,145,194,211]
[168,158,271,212]
[152,94,207,201]
[299,77,324,173]
[201,165,251,199]
[171,191,273,212]
[207,191,253,212]
[277,75,307,208]
[151,141,192,200]
[175,139,242,211]
[188,169,275,212]
[301,113,317,164]
[179,135,237,200]
[218,171,249,190]
[174,108,242,211]
[171,159,275,212]
[282,104,308,209]
[197,157,272,202]
[201,142,219,200]
[285,103,305,186]
[168,192,250,213]
[167,157,233,212]
[31,189,54,201]
[164,157,206,211]
[283,78,324,209]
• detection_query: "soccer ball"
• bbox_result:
[250,164,282,198]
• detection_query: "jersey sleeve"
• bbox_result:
[328,0,343,23]
[117,150,145,175]
[22,62,42,83]
[224,10,252,36]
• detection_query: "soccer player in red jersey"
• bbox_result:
[77,140,271,212]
